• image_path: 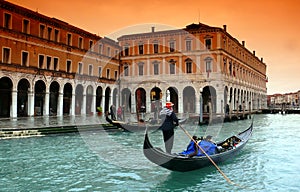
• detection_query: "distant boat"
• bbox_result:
[143,121,253,172]
[105,114,187,132]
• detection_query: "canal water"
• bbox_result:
[0,114,299,191]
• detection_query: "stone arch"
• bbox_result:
[75,84,84,115]
[104,87,111,113]
[121,88,131,113]
[17,78,30,117]
[34,80,46,116]
[63,83,72,115]
[86,85,94,114]
[167,87,178,113]
[183,86,195,113]
[49,81,60,115]
[0,77,13,117]
[136,87,146,113]
[202,86,217,113]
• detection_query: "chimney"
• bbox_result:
[223,25,227,32]
[151,26,155,33]
[253,50,255,56]
[242,41,245,46]
[261,57,263,62]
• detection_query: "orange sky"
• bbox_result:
[7,0,300,95]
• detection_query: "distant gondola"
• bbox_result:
[143,122,253,172]
[106,115,187,132]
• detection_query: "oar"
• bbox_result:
[178,124,237,186]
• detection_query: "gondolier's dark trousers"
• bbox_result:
[163,129,174,154]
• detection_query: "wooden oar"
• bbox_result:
[178,124,237,185]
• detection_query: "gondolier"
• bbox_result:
[159,102,179,154]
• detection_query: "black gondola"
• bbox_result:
[106,114,187,132]
[143,122,253,172]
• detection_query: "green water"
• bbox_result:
[0,114,299,191]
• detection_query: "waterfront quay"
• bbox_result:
[0,115,117,139]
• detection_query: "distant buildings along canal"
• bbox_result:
[0,0,267,118]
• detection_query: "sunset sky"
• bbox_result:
[7,0,300,95]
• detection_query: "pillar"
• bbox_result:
[11,89,17,118]
[57,91,63,116]
[44,91,49,116]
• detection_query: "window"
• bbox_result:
[186,61,192,73]
[67,33,72,46]
[39,24,45,38]
[106,69,110,79]
[186,40,192,51]
[138,63,144,76]
[124,46,129,56]
[78,37,83,49]
[4,13,12,29]
[124,65,129,76]
[98,67,102,77]
[139,44,144,54]
[47,27,52,40]
[66,60,72,72]
[99,44,103,54]
[22,19,30,34]
[153,61,159,75]
[38,55,44,68]
[21,51,29,66]
[3,47,11,63]
[205,57,212,72]
[114,71,118,80]
[53,58,59,71]
[169,60,176,74]
[107,47,111,56]
[169,41,175,52]
[205,39,212,49]
[153,43,159,53]
[88,65,93,76]
[78,62,83,74]
[46,56,51,70]
[115,50,119,58]
[54,29,59,42]
[89,40,93,51]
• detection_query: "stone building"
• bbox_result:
[0,0,120,118]
[118,23,267,117]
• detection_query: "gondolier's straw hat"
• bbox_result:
[165,102,174,109]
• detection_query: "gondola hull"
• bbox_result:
[143,122,253,172]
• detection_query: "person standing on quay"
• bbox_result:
[159,102,179,154]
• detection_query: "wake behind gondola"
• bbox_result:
[143,121,253,172]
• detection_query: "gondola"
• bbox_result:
[106,115,187,132]
[143,121,253,172]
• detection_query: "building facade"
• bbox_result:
[118,23,267,116]
[0,0,120,118]
[0,0,267,118]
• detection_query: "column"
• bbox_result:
[91,93,96,114]
[71,93,75,116]
[44,91,50,116]
[101,94,105,114]
[57,91,63,116]
[146,90,151,113]
[11,89,17,118]
[28,91,34,116]
[147,58,150,76]
[131,93,136,114]
[178,90,183,114]
[196,91,201,122]
[81,94,86,115]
